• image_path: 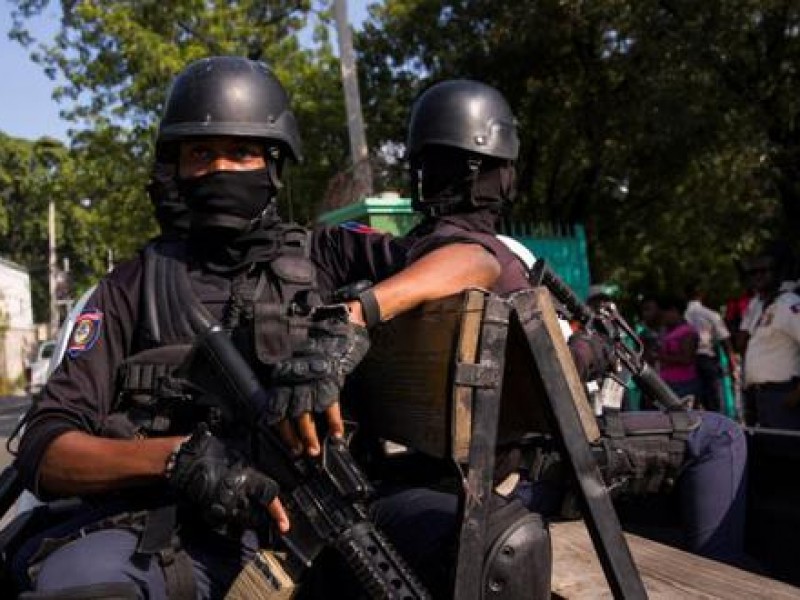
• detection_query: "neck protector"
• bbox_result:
[409,207,501,241]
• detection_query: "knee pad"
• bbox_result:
[482,500,551,600]
[18,582,140,599]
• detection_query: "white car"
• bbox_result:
[24,286,97,398]
[26,340,55,396]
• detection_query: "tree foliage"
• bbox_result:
[0,132,102,319]
[5,0,800,312]
[358,0,800,305]
[5,0,350,274]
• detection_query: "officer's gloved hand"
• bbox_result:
[568,331,615,382]
[269,304,370,421]
[310,304,371,382]
[168,424,280,533]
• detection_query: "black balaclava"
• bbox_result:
[177,165,284,272]
[147,162,190,238]
[410,148,516,239]
[412,146,515,212]
[178,167,277,232]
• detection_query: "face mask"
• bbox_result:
[472,163,516,206]
[411,148,514,216]
[177,168,276,232]
[418,152,475,202]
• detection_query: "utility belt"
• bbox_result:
[595,409,701,496]
[3,493,197,600]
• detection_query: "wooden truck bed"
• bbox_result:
[550,520,800,599]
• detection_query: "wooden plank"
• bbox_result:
[353,293,482,458]
[516,288,646,598]
[551,520,800,599]
[531,287,601,442]
[451,290,486,463]
[453,296,511,600]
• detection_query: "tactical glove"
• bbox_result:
[168,424,279,532]
[269,305,370,421]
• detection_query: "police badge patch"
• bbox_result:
[67,309,103,357]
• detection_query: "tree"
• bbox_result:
[0,132,116,319]
[0,134,62,319]
[7,0,353,255]
[357,0,796,301]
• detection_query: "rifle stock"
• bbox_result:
[179,325,430,599]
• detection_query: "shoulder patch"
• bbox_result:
[339,220,381,234]
[792,303,800,314]
[67,309,104,358]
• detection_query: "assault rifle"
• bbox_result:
[178,324,430,599]
[529,259,687,412]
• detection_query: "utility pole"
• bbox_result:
[48,195,58,337]
[333,0,374,200]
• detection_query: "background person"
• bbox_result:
[684,280,735,413]
[741,242,800,429]
[657,294,700,402]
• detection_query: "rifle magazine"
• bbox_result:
[225,550,297,600]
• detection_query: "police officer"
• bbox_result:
[741,242,800,429]
[10,58,502,599]
[404,78,748,565]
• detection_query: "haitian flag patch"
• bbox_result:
[340,220,381,234]
[67,309,103,357]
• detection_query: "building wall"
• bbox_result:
[0,258,36,388]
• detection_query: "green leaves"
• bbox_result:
[358,0,800,304]
[5,0,800,311]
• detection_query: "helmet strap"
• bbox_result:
[415,167,424,208]
[465,157,482,208]
[266,146,284,190]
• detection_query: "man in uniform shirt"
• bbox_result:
[9,57,502,599]
[742,244,800,429]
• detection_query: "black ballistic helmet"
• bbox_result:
[407,80,519,216]
[158,56,302,162]
[406,79,519,162]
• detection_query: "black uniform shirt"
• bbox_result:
[16,255,244,495]
[400,218,531,295]
[17,224,500,494]
[308,225,406,297]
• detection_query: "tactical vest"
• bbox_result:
[111,226,320,438]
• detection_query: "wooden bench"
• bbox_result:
[550,520,800,599]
